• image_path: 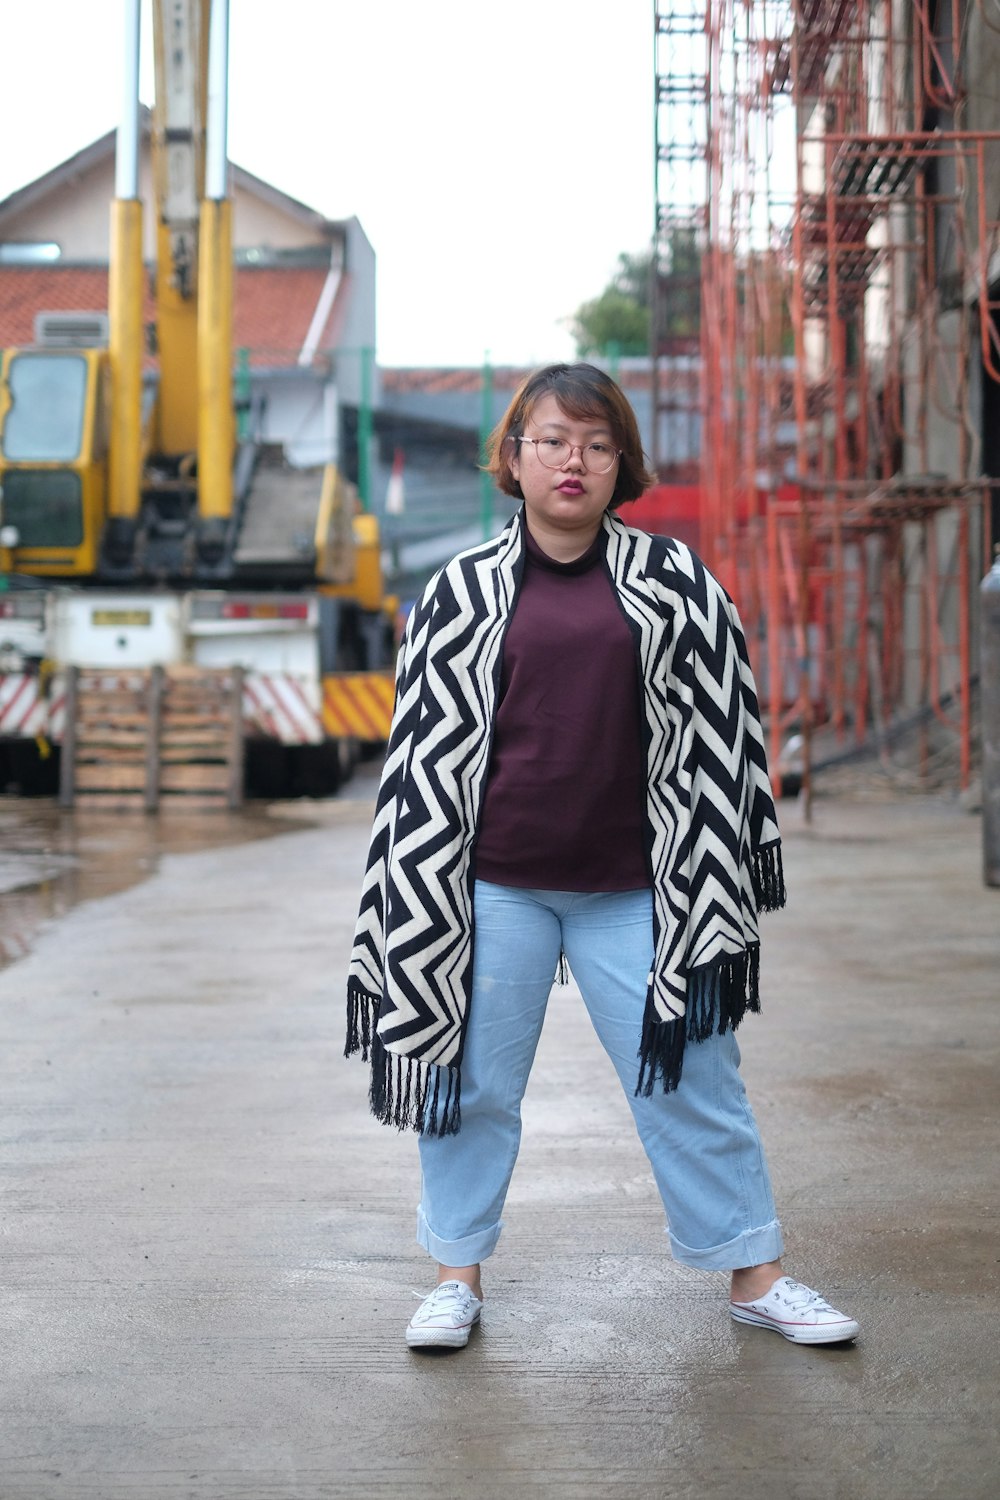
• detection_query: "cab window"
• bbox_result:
[1,354,88,462]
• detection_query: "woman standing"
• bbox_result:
[346,363,858,1352]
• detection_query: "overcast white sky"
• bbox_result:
[0,0,654,368]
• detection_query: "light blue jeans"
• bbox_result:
[417,882,784,1271]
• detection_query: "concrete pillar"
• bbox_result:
[982,550,1000,887]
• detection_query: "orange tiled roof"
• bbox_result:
[0,265,108,346]
[0,263,343,369]
[381,367,528,395]
[381,364,658,393]
[234,266,345,367]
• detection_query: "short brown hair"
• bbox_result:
[485,362,655,510]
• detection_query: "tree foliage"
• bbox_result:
[570,235,705,358]
[655,228,702,343]
[570,252,651,359]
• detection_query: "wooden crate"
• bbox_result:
[60,665,244,811]
[158,667,243,808]
[63,669,151,809]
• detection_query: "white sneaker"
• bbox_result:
[406,1280,483,1349]
[730,1276,859,1344]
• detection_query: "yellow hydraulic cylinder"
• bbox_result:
[154,218,201,456]
[107,198,145,520]
[196,196,234,520]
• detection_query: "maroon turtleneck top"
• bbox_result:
[473,526,650,892]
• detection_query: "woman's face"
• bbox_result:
[509,393,620,546]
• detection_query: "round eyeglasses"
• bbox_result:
[516,436,621,475]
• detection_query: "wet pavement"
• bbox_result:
[0,799,294,971]
[0,779,998,1499]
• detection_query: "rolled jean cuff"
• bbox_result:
[416,1205,504,1265]
[668,1218,785,1272]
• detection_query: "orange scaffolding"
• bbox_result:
[652,5,709,488]
[654,0,1000,803]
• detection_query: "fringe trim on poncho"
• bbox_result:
[635,840,781,1095]
[346,980,462,1136]
[636,944,762,1096]
[752,841,786,914]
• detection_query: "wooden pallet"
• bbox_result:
[59,665,244,811]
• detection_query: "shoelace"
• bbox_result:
[779,1280,834,1314]
[411,1283,476,1314]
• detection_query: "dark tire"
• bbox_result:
[287,742,346,799]
[244,740,292,799]
[0,740,61,796]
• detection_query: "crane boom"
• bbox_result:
[151,0,208,457]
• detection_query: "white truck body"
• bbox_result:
[0,587,326,746]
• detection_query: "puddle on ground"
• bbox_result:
[0,799,307,972]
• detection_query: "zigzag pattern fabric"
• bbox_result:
[346,509,785,1135]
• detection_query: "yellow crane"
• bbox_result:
[0,0,394,803]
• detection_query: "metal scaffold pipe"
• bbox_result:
[116,0,142,199]
[205,0,230,202]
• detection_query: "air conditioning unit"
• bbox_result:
[34,311,110,348]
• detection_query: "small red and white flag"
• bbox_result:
[385,446,406,515]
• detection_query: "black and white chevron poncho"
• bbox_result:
[346,508,785,1135]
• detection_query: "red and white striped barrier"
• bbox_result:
[0,673,66,741]
[1,670,328,748]
[241,673,324,745]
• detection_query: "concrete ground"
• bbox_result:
[0,776,998,1500]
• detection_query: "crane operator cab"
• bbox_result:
[0,337,243,585]
[0,347,111,578]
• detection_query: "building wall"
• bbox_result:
[231,184,329,255]
[331,219,378,408]
[255,374,337,467]
[0,148,333,263]
[895,4,1000,710]
[965,9,1000,202]
[0,156,129,260]
[914,9,1000,492]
